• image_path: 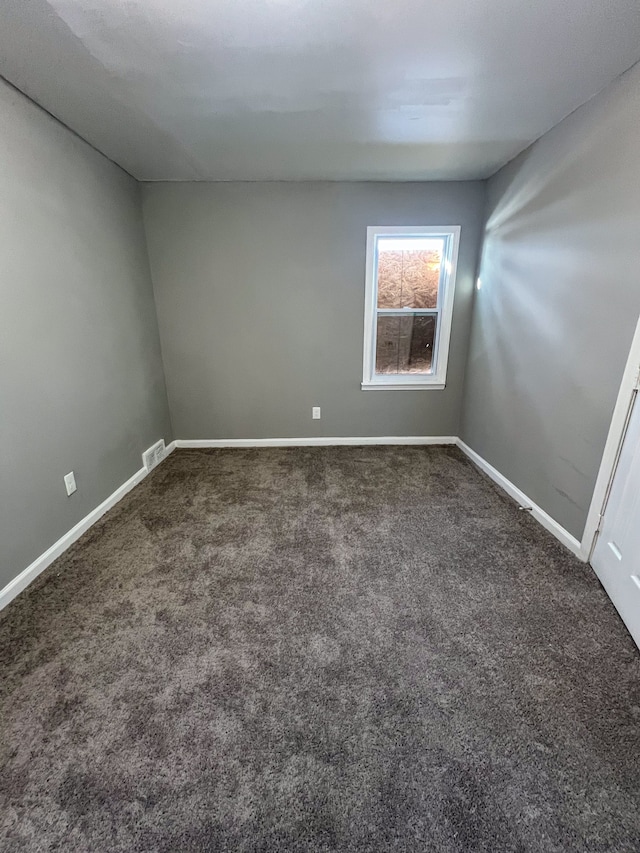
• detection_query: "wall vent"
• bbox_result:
[142,439,166,472]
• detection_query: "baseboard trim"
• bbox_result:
[0,436,448,610]
[0,442,176,612]
[456,439,584,560]
[175,436,458,448]
[2,435,585,611]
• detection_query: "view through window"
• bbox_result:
[375,238,443,375]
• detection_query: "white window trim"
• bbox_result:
[361,225,461,391]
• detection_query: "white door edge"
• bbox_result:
[582,310,640,561]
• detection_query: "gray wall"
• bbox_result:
[142,181,485,440]
[461,62,640,541]
[0,79,173,588]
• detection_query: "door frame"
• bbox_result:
[582,312,640,560]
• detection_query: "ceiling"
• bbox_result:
[1,0,640,182]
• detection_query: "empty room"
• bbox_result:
[2,1,640,850]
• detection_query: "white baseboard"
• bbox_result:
[175,436,458,448]
[2,435,585,612]
[0,441,176,612]
[456,439,584,560]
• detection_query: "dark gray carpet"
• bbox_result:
[1,447,639,852]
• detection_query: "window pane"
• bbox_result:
[375,314,436,375]
[377,238,443,309]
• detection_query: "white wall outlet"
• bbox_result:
[312,406,321,420]
[142,439,166,472]
[64,471,77,496]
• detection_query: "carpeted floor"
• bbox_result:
[1,446,639,852]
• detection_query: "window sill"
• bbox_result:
[361,381,446,391]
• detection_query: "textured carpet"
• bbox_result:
[1,446,639,852]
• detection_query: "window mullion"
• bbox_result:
[375,309,439,316]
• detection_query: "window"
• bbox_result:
[362,225,460,390]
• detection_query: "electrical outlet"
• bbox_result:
[312,406,321,420]
[64,471,77,496]
[142,439,166,471]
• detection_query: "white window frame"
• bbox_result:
[361,225,461,391]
